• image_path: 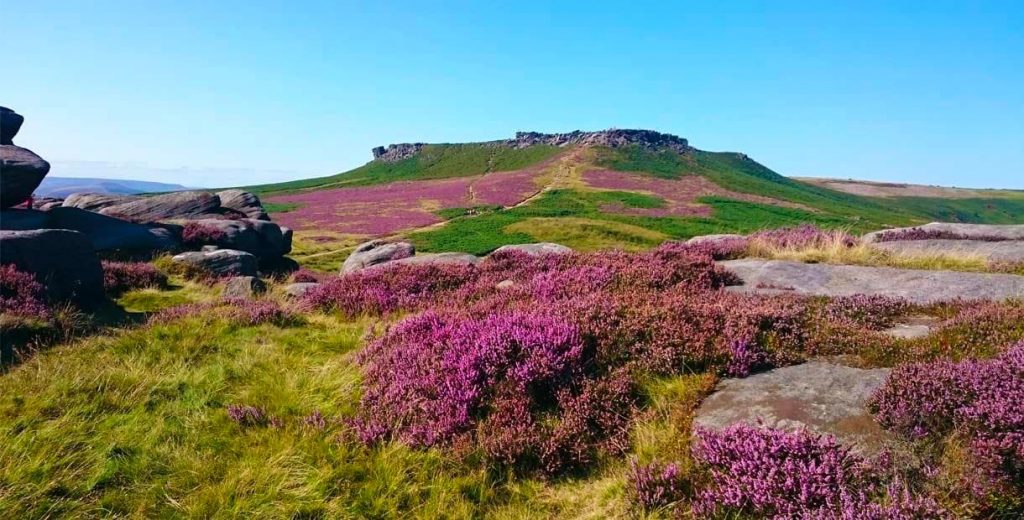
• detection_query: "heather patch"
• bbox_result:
[101,260,168,295]
[874,227,1012,242]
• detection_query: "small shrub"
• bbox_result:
[290,268,323,283]
[627,459,689,511]
[750,223,857,250]
[874,227,1009,242]
[101,261,168,295]
[0,264,49,318]
[226,405,269,427]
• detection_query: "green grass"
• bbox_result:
[246,143,562,196]
[410,189,858,255]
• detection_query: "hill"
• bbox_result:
[242,129,1024,267]
[36,177,191,198]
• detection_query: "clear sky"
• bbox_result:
[5,1,1023,188]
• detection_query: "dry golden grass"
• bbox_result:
[746,232,1001,273]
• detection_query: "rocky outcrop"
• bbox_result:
[510,129,690,154]
[372,143,425,163]
[32,197,64,211]
[222,276,266,299]
[371,129,690,163]
[62,193,140,212]
[216,189,269,220]
[1,145,50,208]
[1,106,24,145]
[720,259,1024,303]
[492,242,572,256]
[863,222,1024,243]
[98,191,220,222]
[179,218,291,258]
[47,207,179,252]
[694,362,893,454]
[0,229,104,306]
[171,249,257,277]
[341,240,415,274]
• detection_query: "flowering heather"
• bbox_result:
[822,295,911,330]
[469,167,545,206]
[870,342,1024,495]
[101,261,168,295]
[581,169,799,217]
[181,221,228,247]
[874,227,1011,242]
[290,268,322,283]
[303,410,327,430]
[627,459,689,510]
[0,264,49,319]
[691,425,947,518]
[750,223,858,250]
[226,404,270,427]
[301,262,478,316]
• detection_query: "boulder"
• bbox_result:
[685,233,746,246]
[179,218,291,258]
[47,207,179,252]
[384,252,481,268]
[694,362,893,454]
[870,239,1024,263]
[720,258,1024,304]
[491,242,572,256]
[216,189,269,220]
[284,282,319,299]
[171,249,257,277]
[863,222,1024,243]
[0,106,24,145]
[0,229,104,306]
[341,240,415,274]
[1,145,50,208]
[0,209,52,230]
[222,276,266,299]
[62,192,140,212]
[99,190,220,222]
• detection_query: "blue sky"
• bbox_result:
[5,1,1023,188]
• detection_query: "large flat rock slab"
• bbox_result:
[870,239,1024,262]
[720,259,1024,303]
[863,222,1024,242]
[694,362,893,454]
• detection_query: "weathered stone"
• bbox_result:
[511,129,690,154]
[685,233,746,246]
[284,282,319,298]
[1,145,50,208]
[372,143,425,162]
[0,229,104,306]
[694,362,893,454]
[384,252,481,268]
[881,315,941,340]
[492,242,572,256]
[179,218,290,258]
[871,239,1024,262]
[216,189,269,220]
[171,249,257,277]
[0,209,52,230]
[495,279,516,290]
[32,197,63,210]
[0,106,24,145]
[48,207,178,252]
[720,259,1024,304]
[222,276,266,299]
[62,192,141,212]
[341,240,415,274]
[863,222,1024,243]
[99,191,220,222]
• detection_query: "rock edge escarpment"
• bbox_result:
[371,128,690,163]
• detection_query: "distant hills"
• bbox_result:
[35,177,190,198]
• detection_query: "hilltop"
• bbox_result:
[240,129,1024,269]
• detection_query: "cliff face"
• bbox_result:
[370,129,689,163]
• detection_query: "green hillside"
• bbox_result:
[244,139,1024,259]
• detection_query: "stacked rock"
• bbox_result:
[1,107,50,208]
